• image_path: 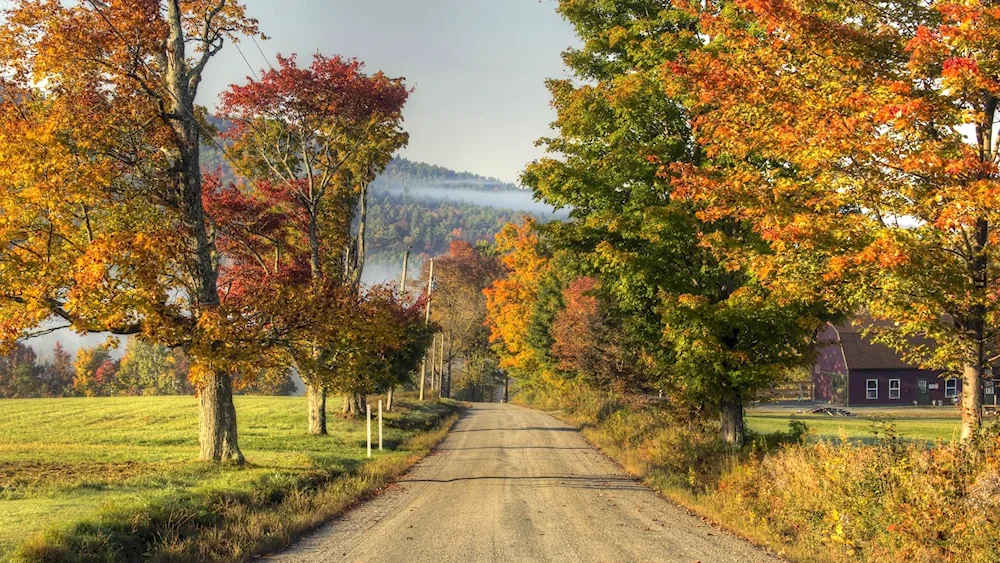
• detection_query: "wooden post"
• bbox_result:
[429,333,437,392]
[378,399,383,451]
[419,359,426,401]
[389,250,410,413]
[366,402,372,458]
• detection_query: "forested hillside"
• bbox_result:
[365,157,546,272]
[373,157,518,192]
[202,138,544,277]
[366,189,526,269]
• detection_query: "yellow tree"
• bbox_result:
[0,0,268,463]
[484,221,560,390]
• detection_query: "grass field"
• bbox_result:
[746,405,963,443]
[0,395,458,561]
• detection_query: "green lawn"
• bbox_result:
[747,406,963,443]
[0,395,457,560]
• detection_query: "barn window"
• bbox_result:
[889,379,900,400]
[867,379,878,400]
[945,379,958,398]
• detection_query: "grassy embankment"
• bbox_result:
[0,395,460,562]
[530,387,999,563]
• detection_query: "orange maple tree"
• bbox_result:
[673,0,1000,438]
[484,220,563,390]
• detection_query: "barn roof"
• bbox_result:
[833,321,934,371]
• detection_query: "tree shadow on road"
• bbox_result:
[450,427,578,433]
[403,474,647,491]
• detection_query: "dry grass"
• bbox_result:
[528,384,1000,563]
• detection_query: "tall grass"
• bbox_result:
[527,384,1000,562]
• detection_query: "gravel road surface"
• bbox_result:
[269,402,778,563]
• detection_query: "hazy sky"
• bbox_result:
[198,0,579,184]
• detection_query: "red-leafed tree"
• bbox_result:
[550,276,632,390]
[215,54,410,433]
[417,240,504,398]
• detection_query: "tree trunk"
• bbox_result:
[719,397,745,448]
[199,370,244,464]
[346,391,366,418]
[307,383,328,435]
[348,393,359,418]
[349,181,369,285]
[342,393,350,415]
[961,363,983,441]
[960,217,989,440]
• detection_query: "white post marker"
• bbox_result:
[378,399,384,451]
[366,403,372,458]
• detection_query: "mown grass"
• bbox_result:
[0,395,460,562]
[746,409,962,443]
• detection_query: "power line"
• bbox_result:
[232,41,261,82]
[251,35,276,72]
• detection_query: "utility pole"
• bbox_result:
[388,249,410,412]
[438,332,446,399]
[400,249,410,294]
[419,258,434,401]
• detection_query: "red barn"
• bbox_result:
[811,323,965,406]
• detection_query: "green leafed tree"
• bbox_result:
[520,0,833,445]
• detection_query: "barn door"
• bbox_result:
[917,379,930,405]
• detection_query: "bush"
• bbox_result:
[715,427,1000,562]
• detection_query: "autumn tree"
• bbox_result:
[117,339,186,396]
[519,1,831,445]
[42,342,76,397]
[0,344,42,398]
[217,54,409,433]
[73,346,113,398]
[418,240,503,397]
[0,0,267,462]
[484,221,560,392]
[323,286,433,412]
[550,277,636,391]
[674,0,1000,439]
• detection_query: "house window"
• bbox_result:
[945,378,958,398]
[867,379,878,400]
[889,379,901,400]
[987,380,995,396]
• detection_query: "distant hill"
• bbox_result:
[373,157,522,192]
[200,131,554,282]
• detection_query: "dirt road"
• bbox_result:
[270,403,778,562]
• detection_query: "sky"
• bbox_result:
[198,0,580,185]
